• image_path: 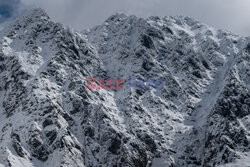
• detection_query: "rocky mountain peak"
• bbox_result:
[19,8,50,22]
[0,8,249,167]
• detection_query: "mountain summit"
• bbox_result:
[0,8,249,167]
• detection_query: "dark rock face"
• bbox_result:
[141,34,155,49]
[29,138,49,161]
[200,72,250,166]
[0,8,249,167]
[108,138,121,155]
[246,43,250,54]
[11,133,26,158]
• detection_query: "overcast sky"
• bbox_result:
[1,0,250,36]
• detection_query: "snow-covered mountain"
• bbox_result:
[0,8,249,167]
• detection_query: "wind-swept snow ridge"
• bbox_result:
[0,8,249,167]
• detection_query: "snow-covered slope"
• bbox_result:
[0,8,249,167]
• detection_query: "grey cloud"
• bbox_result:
[0,0,22,22]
